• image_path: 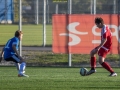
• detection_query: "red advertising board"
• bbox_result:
[52,14,119,54]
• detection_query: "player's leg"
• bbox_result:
[14,63,20,71]
[16,57,29,77]
[86,48,97,75]
[17,61,28,77]
[19,62,26,74]
[5,56,20,70]
[99,56,117,76]
[6,55,29,77]
[98,48,117,76]
[14,62,25,74]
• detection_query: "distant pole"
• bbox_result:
[35,0,39,24]
[43,0,46,47]
[68,0,72,14]
[68,0,72,67]
[93,0,96,14]
[55,4,58,14]
[47,0,49,23]
[91,0,93,14]
[19,0,22,56]
[113,0,116,14]
[5,0,7,23]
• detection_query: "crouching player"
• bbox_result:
[0,30,29,77]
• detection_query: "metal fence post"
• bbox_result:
[43,0,46,47]
[35,0,39,24]
[93,0,96,14]
[68,0,72,67]
[19,0,22,56]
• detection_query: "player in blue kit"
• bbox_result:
[0,30,29,77]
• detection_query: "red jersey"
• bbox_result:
[101,25,112,50]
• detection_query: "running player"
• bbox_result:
[0,30,29,77]
[86,17,117,76]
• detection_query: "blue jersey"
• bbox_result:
[4,37,19,59]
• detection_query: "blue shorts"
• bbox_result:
[5,55,20,63]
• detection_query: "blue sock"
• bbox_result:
[19,62,26,74]
[15,63,20,71]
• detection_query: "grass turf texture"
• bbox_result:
[23,51,119,66]
[0,25,52,46]
[0,67,120,90]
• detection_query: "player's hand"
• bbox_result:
[18,56,23,60]
[95,46,101,51]
[18,56,25,63]
[94,47,100,53]
[0,56,3,63]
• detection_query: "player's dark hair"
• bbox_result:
[15,30,23,37]
[95,17,104,24]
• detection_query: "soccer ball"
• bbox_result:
[80,68,88,76]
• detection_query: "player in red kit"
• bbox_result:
[86,17,117,76]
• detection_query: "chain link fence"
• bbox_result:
[12,0,120,24]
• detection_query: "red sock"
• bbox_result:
[91,57,96,69]
[101,62,114,73]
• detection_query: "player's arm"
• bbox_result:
[12,44,24,62]
[12,44,20,57]
[96,28,107,51]
[0,47,5,62]
[97,38,107,50]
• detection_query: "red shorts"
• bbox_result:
[95,47,110,58]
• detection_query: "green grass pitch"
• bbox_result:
[0,24,52,46]
[0,67,120,90]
